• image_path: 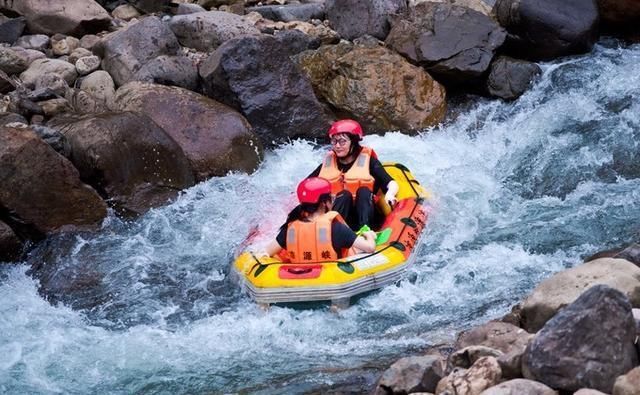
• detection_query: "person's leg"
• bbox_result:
[332,190,353,221]
[354,187,374,229]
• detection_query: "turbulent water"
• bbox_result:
[2,40,640,394]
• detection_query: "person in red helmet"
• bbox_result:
[307,119,399,230]
[265,177,376,261]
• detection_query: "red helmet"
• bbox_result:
[297,177,331,204]
[328,119,363,140]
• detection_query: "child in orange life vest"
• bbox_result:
[307,119,399,230]
[265,177,376,262]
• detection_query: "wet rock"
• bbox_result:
[0,220,22,262]
[0,15,26,45]
[597,0,640,39]
[80,70,116,109]
[1,0,111,36]
[325,0,407,40]
[20,58,78,87]
[96,16,180,86]
[112,4,141,21]
[494,0,599,60]
[247,3,325,22]
[521,258,640,333]
[14,34,50,52]
[295,41,446,133]
[585,243,640,267]
[200,34,332,145]
[0,47,29,75]
[486,56,541,100]
[48,112,195,215]
[523,285,638,393]
[375,355,447,394]
[114,81,263,181]
[75,55,101,75]
[479,378,557,395]
[131,55,199,91]
[613,366,640,395]
[436,356,502,395]
[0,126,107,236]
[168,11,260,52]
[386,2,506,84]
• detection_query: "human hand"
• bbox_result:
[385,190,397,207]
[363,230,376,240]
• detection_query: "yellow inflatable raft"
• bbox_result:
[232,163,430,307]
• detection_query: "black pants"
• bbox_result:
[332,187,374,230]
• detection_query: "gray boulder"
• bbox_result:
[131,55,199,91]
[0,15,26,44]
[523,285,638,393]
[325,0,407,40]
[494,0,599,60]
[247,3,325,22]
[114,82,263,181]
[0,47,30,75]
[486,56,541,100]
[386,2,506,83]
[374,355,447,394]
[96,16,181,86]
[200,34,331,145]
[14,34,50,52]
[168,11,260,52]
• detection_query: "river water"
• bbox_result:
[2,41,640,394]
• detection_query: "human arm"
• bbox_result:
[369,157,398,206]
[351,230,376,253]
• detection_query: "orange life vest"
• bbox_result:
[318,146,376,197]
[285,211,352,263]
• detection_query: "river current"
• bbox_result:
[2,41,640,394]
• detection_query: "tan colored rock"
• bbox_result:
[112,4,141,20]
[40,98,72,116]
[69,47,93,64]
[479,379,557,395]
[79,34,101,50]
[436,356,502,395]
[51,34,80,56]
[20,58,78,87]
[295,42,446,134]
[76,55,101,75]
[80,70,115,109]
[613,366,640,395]
[521,258,640,332]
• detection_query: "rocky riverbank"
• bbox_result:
[1,0,639,393]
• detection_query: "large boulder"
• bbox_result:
[494,0,599,60]
[96,16,181,86]
[374,355,447,394]
[523,285,638,393]
[325,0,407,40]
[0,0,111,36]
[480,379,557,395]
[0,220,21,261]
[486,56,541,100]
[386,2,506,84]
[114,82,263,181]
[597,0,640,38]
[0,126,107,236]
[199,34,332,145]
[47,112,195,216]
[295,41,446,133]
[168,11,260,52]
[521,258,640,333]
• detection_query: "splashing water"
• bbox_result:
[2,41,640,393]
